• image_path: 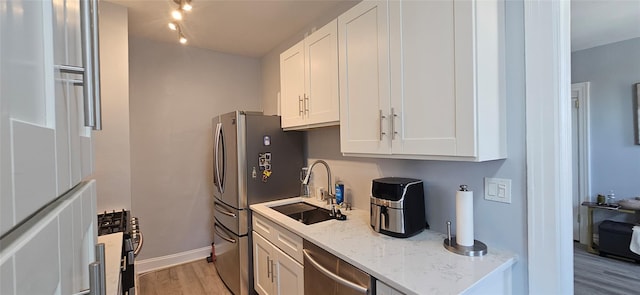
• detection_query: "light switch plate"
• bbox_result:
[484,177,512,203]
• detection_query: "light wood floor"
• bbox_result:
[138,259,232,295]
[574,242,640,294]
[139,245,640,295]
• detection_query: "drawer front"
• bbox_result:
[253,214,303,264]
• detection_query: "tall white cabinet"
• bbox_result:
[280,20,339,130]
[1,0,95,236]
[339,0,506,161]
[1,0,101,293]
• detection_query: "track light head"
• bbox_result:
[171,9,182,20]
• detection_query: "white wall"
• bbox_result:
[260,1,528,293]
[94,2,131,212]
[129,37,262,260]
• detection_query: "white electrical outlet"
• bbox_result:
[484,177,512,203]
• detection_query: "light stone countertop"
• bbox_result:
[250,197,517,295]
[98,232,123,295]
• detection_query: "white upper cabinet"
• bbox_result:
[339,0,507,162]
[280,41,306,128]
[338,0,391,155]
[280,20,339,130]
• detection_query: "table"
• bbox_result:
[581,202,637,254]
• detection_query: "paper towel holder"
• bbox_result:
[444,221,488,256]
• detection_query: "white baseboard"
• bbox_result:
[135,246,212,274]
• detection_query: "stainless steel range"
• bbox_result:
[212,111,303,295]
[97,210,143,295]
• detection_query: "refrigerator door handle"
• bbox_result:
[219,123,226,193]
[214,122,223,193]
[214,223,237,244]
[214,202,237,218]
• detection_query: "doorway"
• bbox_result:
[571,82,590,244]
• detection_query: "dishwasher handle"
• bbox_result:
[302,249,369,294]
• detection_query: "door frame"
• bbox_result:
[571,82,591,245]
[524,0,573,294]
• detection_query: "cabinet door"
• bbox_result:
[253,232,275,295]
[280,41,306,129]
[305,19,339,126]
[338,0,391,154]
[274,246,303,295]
[53,0,92,188]
[389,0,464,156]
[0,181,96,295]
[0,0,59,235]
[60,182,97,294]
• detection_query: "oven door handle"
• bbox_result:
[303,249,368,294]
[214,202,237,218]
[214,223,237,244]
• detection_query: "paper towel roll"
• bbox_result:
[456,189,474,246]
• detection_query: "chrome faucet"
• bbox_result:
[302,160,334,202]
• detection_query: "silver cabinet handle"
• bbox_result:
[214,202,237,218]
[76,243,107,295]
[379,110,386,141]
[266,256,272,279]
[298,95,303,116]
[88,262,101,295]
[95,243,106,295]
[214,223,237,244]
[391,108,398,140]
[304,94,310,115]
[271,259,276,283]
[90,0,101,130]
[56,65,85,75]
[303,249,368,294]
[80,0,102,130]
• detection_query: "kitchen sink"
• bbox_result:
[270,202,333,225]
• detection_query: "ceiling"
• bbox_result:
[110,0,640,57]
[571,0,640,51]
[108,0,355,58]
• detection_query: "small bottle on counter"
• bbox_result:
[335,182,344,205]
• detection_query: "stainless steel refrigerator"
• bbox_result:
[212,111,303,295]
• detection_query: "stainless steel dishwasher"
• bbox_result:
[303,240,373,295]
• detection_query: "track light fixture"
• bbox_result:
[173,0,192,12]
[171,9,182,20]
[168,0,192,45]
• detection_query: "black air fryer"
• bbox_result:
[370,177,426,238]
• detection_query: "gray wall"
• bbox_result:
[94,2,132,212]
[129,37,262,260]
[572,37,640,200]
[260,1,528,293]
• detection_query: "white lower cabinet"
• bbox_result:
[376,280,405,295]
[253,231,304,295]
